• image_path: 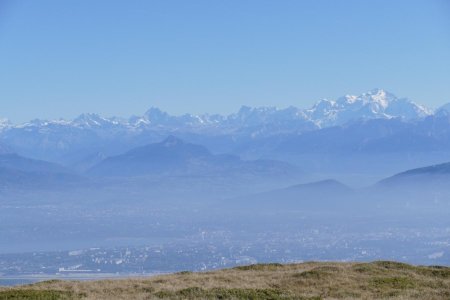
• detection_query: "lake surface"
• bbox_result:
[0,279,37,286]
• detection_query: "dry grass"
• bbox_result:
[1,261,449,299]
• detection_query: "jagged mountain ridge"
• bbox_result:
[305,89,431,127]
[0,89,432,131]
[0,89,444,165]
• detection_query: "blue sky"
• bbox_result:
[0,0,449,122]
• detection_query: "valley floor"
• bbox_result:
[0,261,449,299]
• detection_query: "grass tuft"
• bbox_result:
[175,271,193,275]
[156,287,294,299]
[293,266,339,280]
[370,276,416,289]
[0,289,76,300]
[233,263,284,271]
[372,261,415,270]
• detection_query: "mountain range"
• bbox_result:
[1,129,449,210]
[0,89,439,158]
[1,89,450,181]
[0,89,433,132]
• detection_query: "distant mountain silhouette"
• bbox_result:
[231,179,354,211]
[285,179,353,194]
[70,152,108,172]
[395,162,450,176]
[89,136,298,177]
[274,116,450,155]
[0,153,83,189]
[378,161,450,188]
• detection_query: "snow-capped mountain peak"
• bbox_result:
[305,89,431,127]
[0,118,12,130]
[360,88,395,107]
[72,113,115,127]
[143,107,171,124]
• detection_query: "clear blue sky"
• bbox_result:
[0,0,449,122]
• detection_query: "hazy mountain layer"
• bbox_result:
[89,136,299,178]
[0,154,84,189]
[0,89,442,168]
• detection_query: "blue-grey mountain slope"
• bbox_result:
[378,161,450,188]
[88,136,299,178]
[0,142,13,155]
[0,153,84,189]
[248,112,450,180]
[363,162,450,210]
[228,179,354,211]
[0,89,432,167]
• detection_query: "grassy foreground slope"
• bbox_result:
[0,261,449,299]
